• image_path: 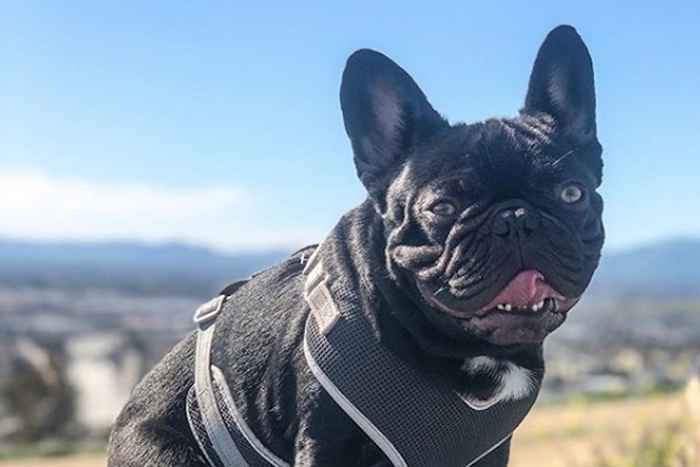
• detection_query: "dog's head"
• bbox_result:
[340,26,604,346]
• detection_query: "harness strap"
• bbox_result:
[190,293,292,467]
[193,296,250,467]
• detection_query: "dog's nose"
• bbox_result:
[492,207,540,237]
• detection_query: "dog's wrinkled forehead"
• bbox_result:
[391,113,593,202]
[478,115,558,173]
[411,116,556,176]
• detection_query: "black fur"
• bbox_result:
[108,25,604,467]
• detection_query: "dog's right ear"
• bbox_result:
[340,49,447,203]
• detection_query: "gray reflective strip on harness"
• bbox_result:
[193,296,250,467]
[191,296,289,467]
[210,366,289,467]
[303,335,408,467]
[302,245,539,467]
[302,249,407,466]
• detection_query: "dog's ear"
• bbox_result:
[523,25,598,147]
[341,49,447,202]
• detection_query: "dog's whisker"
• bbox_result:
[550,149,576,167]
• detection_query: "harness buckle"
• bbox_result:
[193,295,227,327]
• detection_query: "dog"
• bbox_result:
[108,25,604,467]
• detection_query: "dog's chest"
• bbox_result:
[458,356,537,410]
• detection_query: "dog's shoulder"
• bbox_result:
[206,246,318,426]
[218,244,317,317]
[214,245,316,346]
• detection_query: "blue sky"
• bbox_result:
[2,2,699,251]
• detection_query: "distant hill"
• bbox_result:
[0,237,697,298]
[0,239,289,297]
[591,237,700,297]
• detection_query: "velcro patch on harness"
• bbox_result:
[305,279,341,335]
[302,245,341,335]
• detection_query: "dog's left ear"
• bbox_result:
[523,25,598,147]
[341,49,447,203]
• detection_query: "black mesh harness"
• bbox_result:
[186,244,541,466]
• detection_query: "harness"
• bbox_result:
[186,245,541,466]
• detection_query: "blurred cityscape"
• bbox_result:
[0,237,698,465]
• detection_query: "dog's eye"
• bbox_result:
[430,201,457,217]
[560,184,585,204]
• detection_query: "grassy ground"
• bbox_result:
[0,453,106,467]
[0,391,694,467]
[511,392,691,467]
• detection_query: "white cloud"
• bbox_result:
[0,171,321,250]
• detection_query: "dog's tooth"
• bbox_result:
[497,304,505,310]
[504,304,512,311]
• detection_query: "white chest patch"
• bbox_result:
[496,362,536,401]
[460,357,536,410]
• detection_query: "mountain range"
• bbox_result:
[0,239,287,297]
[589,237,699,296]
[0,237,697,298]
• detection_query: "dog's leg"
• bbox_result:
[293,436,387,467]
[471,436,512,467]
[290,375,382,467]
[292,437,344,467]
[291,414,360,467]
[292,436,510,467]
[291,416,393,467]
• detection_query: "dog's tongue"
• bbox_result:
[480,270,565,311]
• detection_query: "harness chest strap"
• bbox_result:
[301,246,540,467]
[192,295,247,466]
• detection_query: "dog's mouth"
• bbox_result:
[420,270,579,318]
[417,270,580,343]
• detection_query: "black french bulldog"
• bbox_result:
[108,25,604,467]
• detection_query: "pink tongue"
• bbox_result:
[480,270,565,311]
